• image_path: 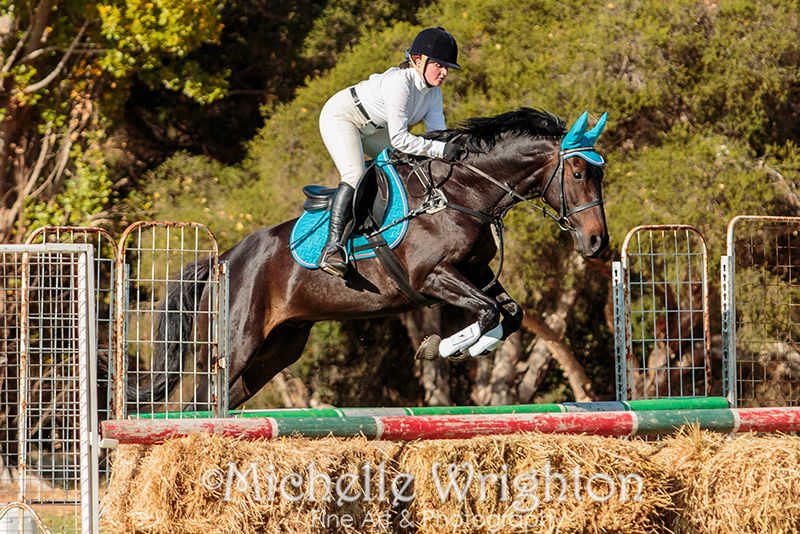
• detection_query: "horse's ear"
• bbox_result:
[584,112,607,145]
[563,111,588,147]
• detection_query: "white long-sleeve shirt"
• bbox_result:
[353,67,447,158]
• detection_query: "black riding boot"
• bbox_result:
[318,182,355,277]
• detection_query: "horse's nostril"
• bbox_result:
[589,234,609,255]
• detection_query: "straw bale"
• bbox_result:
[652,428,800,534]
[100,433,401,534]
[102,429,800,534]
[101,444,149,533]
[399,433,672,534]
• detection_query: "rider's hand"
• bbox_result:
[442,140,465,162]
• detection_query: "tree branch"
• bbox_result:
[1,28,26,71]
[20,45,61,62]
[0,124,53,233]
[25,0,52,56]
[23,21,88,94]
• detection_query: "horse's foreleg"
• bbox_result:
[417,265,502,359]
[464,274,523,357]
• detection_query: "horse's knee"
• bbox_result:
[477,304,502,333]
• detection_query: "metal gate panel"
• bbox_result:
[723,215,800,408]
[25,228,118,507]
[615,225,710,401]
[0,244,98,534]
[115,222,227,419]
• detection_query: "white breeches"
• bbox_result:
[319,88,392,187]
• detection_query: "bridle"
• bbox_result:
[538,147,605,231]
[458,146,604,232]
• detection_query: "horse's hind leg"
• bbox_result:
[228,321,314,409]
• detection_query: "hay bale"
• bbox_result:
[102,429,800,534]
[101,433,401,534]
[399,434,672,534]
[101,444,148,533]
[653,429,800,534]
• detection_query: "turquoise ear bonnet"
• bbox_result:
[561,112,607,166]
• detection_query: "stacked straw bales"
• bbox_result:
[655,431,800,533]
[102,429,800,534]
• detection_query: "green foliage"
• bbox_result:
[96,0,227,102]
[145,153,253,250]
[113,0,431,164]
[5,0,228,240]
[607,125,780,261]
[300,0,434,77]
[25,139,113,228]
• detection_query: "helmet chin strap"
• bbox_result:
[412,54,434,88]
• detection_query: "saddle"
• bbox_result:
[301,161,392,233]
[290,149,429,305]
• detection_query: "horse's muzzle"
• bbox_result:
[574,230,609,258]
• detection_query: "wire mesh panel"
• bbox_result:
[116,222,227,419]
[26,228,117,423]
[616,225,710,401]
[0,244,98,534]
[25,228,118,506]
[724,215,800,408]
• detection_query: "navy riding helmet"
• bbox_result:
[407,27,461,70]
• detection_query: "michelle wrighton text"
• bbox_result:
[201,459,644,511]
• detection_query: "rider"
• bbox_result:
[317,26,465,277]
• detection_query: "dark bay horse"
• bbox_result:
[140,108,609,410]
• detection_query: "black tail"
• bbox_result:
[127,259,211,406]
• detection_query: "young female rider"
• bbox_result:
[317,26,464,277]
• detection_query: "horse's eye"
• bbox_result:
[572,171,585,181]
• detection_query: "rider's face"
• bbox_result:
[424,61,449,86]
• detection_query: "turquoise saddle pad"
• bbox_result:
[290,149,409,269]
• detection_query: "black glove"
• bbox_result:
[442,140,465,162]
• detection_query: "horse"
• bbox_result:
[131,107,609,411]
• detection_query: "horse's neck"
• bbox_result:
[446,148,554,217]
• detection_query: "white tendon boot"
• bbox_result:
[467,323,504,357]
[438,322,482,358]
[414,322,505,361]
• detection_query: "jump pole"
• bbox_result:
[131,396,729,419]
[102,406,800,446]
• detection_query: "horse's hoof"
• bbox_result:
[415,335,441,360]
[448,351,471,362]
